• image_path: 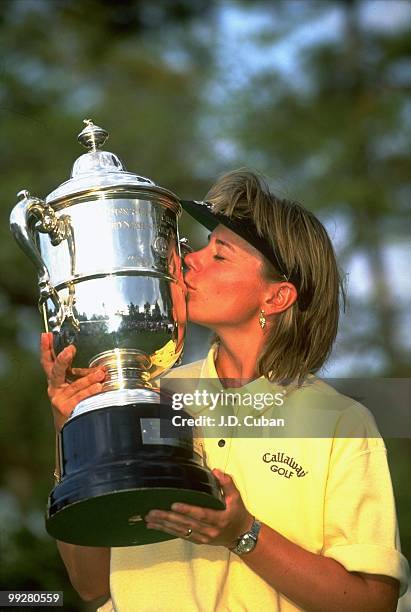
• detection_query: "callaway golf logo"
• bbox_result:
[263,451,308,479]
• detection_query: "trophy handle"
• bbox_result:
[179,236,192,255]
[10,190,63,321]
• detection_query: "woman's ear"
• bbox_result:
[263,282,298,315]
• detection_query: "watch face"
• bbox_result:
[237,533,256,554]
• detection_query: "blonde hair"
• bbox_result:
[205,169,345,383]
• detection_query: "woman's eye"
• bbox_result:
[213,254,225,261]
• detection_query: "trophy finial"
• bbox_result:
[17,189,30,200]
[78,120,109,151]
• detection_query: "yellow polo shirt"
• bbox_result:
[100,346,409,611]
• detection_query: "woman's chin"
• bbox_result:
[186,313,215,330]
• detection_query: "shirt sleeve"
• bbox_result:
[322,402,410,597]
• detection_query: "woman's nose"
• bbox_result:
[184,250,201,272]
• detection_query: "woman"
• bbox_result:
[41,169,408,611]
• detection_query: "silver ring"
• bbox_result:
[185,527,193,538]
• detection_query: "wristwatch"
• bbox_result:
[230,518,261,555]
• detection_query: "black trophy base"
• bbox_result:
[46,402,225,547]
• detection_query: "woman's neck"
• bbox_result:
[214,331,265,386]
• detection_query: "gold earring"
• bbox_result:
[259,309,266,330]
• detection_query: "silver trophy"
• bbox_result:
[10,120,223,547]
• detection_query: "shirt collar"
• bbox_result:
[199,344,291,416]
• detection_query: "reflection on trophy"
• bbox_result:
[10,120,224,546]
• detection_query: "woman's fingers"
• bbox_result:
[49,345,77,389]
[147,512,215,537]
[59,369,106,402]
[40,334,102,381]
[40,332,55,379]
[69,366,103,378]
[52,382,104,417]
[40,333,76,386]
[50,368,106,423]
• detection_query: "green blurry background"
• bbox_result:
[0,1,410,610]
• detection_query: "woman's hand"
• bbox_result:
[40,332,106,432]
[145,469,253,548]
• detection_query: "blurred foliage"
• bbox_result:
[0,0,410,609]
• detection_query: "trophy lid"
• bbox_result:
[46,120,180,208]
